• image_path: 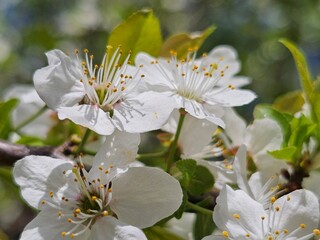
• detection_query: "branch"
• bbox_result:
[0,140,73,166]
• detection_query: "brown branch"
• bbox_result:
[0,140,74,166]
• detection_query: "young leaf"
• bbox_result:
[176,159,214,195]
[160,26,216,58]
[268,146,297,163]
[107,9,162,64]
[0,99,19,139]
[273,90,305,114]
[279,39,313,102]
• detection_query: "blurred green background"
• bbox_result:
[0,0,320,239]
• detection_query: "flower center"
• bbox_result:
[75,47,144,113]
[40,163,115,238]
[153,49,231,103]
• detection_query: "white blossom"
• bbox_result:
[203,185,320,240]
[135,46,256,127]
[34,48,176,135]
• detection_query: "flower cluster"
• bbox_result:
[7,20,320,240]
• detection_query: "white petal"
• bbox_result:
[254,153,288,177]
[90,217,147,240]
[270,189,319,238]
[244,118,283,155]
[222,108,247,146]
[113,92,176,133]
[57,105,116,135]
[135,53,174,92]
[110,167,183,228]
[233,145,254,197]
[213,185,266,239]
[163,110,217,157]
[183,98,225,127]
[33,49,85,110]
[19,210,72,240]
[205,89,256,107]
[206,45,241,78]
[218,76,251,88]
[89,130,140,179]
[13,156,72,209]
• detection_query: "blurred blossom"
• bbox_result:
[58,0,101,35]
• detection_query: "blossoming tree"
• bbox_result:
[1,9,320,240]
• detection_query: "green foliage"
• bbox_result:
[268,115,316,164]
[143,226,184,240]
[273,91,305,114]
[160,26,216,58]
[0,99,19,139]
[193,213,215,240]
[175,159,214,196]
[279,39,313,101]
[279,39,320,139]
[107,9,162,64]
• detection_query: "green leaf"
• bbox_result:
[253,104,292,146]
[160,26,216,58]
[273,91,305,114]
[279,39,313,101]
[268,146,297,163]
[189,165,214,196]
[193,213,215,240]
[176,159,214,195]
[107,9,162,64]
[143,226,184,240]
[288,115,316,150]
[0,99,19,139]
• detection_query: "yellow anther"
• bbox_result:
[105,170,109,174]
[41,200,46,205]
[99,166,103,171]
[100,184,104,189]
[300,223,306,228]
[170,50,177,56]
[90,55,94,59]
[228,84,235,90]
[202,53,207,57]
[84,48,89,53]
[61,232,67,237]
[313,229,320,235]
[71,233,75,238]
[270,196,276,203]
[275,230,280,235]
[233,213,240,219]
[113,88,117,93]
[275,206,280,212]
[141,74,145,78]
[49,191,54,198]
[222,231,229,237]
[261,216,265,220]
[75,208,81,214]
[103,210,109,216]
[108,188,112,192]
[110,165,113,168]
[139,64,143,68]
[68,218,73,223]
[92,196,97,201]
[287,195,291,201]
[283,229,288,234]
[268,237,273,240]
[75,49,79,54]
[246,233,250,237]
